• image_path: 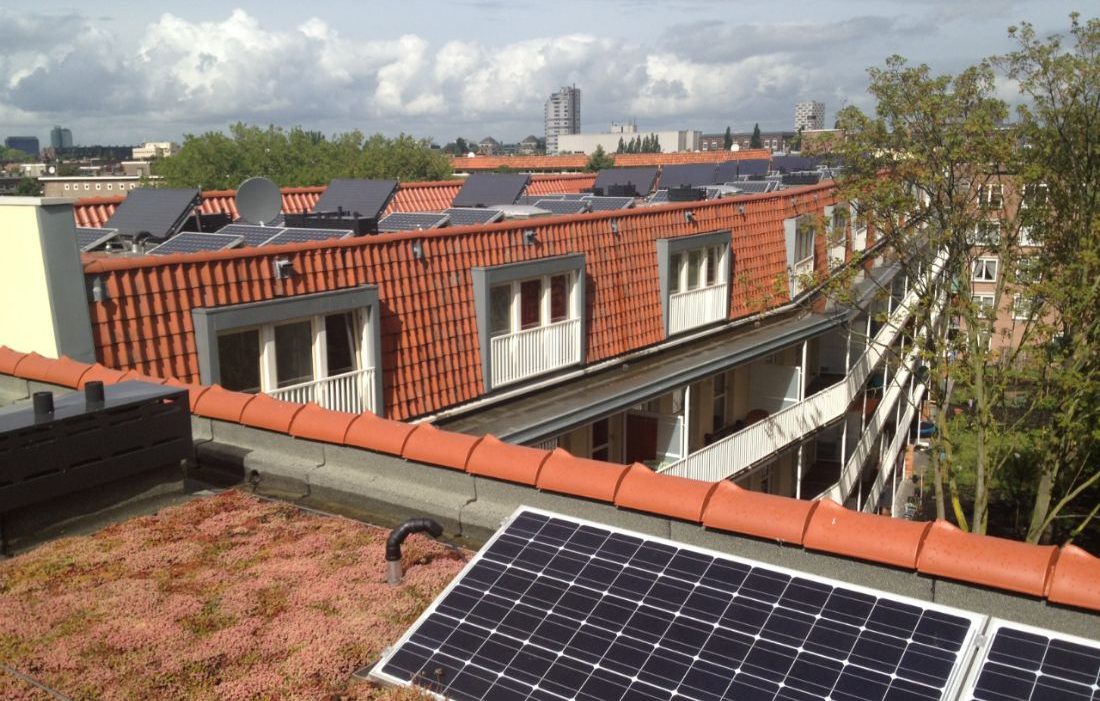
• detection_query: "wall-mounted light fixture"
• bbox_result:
[91,275,108,303]
[524,229,538,246]
[737,205,746,216]
[273,257,295,280]
[411,240,424,260]
[610,218,620,235]
[684,210,695,223]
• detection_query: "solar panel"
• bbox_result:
[714,161,741,184]
[377,212,450,232]
[452,173,531,208]
[260,227,354,246]
[518,194,565,205]
[647,190,670,204]
[374,507,984,701]
[215,223,285,247]
[146,231,244,255]
[312,179,398,220]
[583,195,634,211]
[660,164,719,189]
[534,199,590,215]
[736,159,771,177]
[731,180,778,194]
[772,156,820,173]
[104,188,202,240]
[443,208,505,226]
[75,226,118,252]
[965,620,1100,701]
[593,167,659,196]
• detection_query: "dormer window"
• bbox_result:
[656,231,731,336]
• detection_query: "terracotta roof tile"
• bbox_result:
[288,403,358,444]
[191,385,256,423]
[118,370,168,385]
[77,363,127,388]
[916,521,1058,597]
[702,482,817,545]
[803,499,932,569]
[401,423,482,470]
[1047,545,1100,610]
[42,356,95,388]
[162,377,211,411]
[466,434,551,485]
[0,346,26,375]
[536,448,628,503]
[614,464,719,523]
[343,412,418,455]
[238,393,306,434]
[11,352,63,384]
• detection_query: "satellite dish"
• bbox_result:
[236,176,281,225]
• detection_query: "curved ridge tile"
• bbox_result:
[466,435,550,486]
[77,364,127,388]
[192,385,256,423]
[536,448,629,503]
[803,500,932,570]
[344,412,417,456]
[614,464,719,523]
[702,482,817,545]
[163,377,211,411]
[289,403,357,444]
[43,356,95,388]
[401,423,482,471]
[118,370,167,385]
[0,346,27,375]
[1047,545,1100,611]
[12,352,62,384]
[916,521,1057,597]
[239,393,306,434]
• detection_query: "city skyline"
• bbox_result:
[0,1,1086,147]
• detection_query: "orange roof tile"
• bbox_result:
[803,499,932,569]
[614,464,719,523]
[537,448,629,503]
[465,435,551,486]
[702,482,818,545]
[289,403,358,444]
[238,393,306,434]
[1047,545,1100,609]
[916,521,1058,597]
[163,377,211,411]
[10,352,64,384]
[452,150,773,172]
[401,423,482,470]
[191,385,256,423]
[42,356,95,388]
[343,411,417,456]
[0,346,25,375]
[77,363,127,388]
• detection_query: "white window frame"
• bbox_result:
[488,271,580,338]
[972,258,998,282]
[656,230,732,337]
[973,293,997,320]
[981,183,1004,209]
[974,220,1001,247]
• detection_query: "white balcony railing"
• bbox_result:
[790,255,815,297]
[669,283,728,335]
[490,317,582,388]
[862,385,924,514]
[268,367,375,414]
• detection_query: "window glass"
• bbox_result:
[274,320,314,388]
[687,250,702,289]
[325,312,357,376]
[669,253,682,293]
[217,329,260,393]
[550,274,569,323]
[591,418,610,462]
[520,279,542,329]
[490,285,511,337]
[705,247,717,286]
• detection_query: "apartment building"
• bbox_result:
[544,85,581,155]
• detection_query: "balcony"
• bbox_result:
[790,256,815,297]
[490,317,582,388]
[268,367,375,414]
[668,283,728,335]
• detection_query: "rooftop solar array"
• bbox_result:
[648,190,669,204]
[376,212,450,232]
[782,172,824,186]
[593,167,659,197]
[374,507,985,701]
[104,188,202,240]
[443,208,505,227]
[147,231,244,256]
[312,179,398,220]
[215,223,285,247]
[75,226,118,252]
[736,159,771,177]
[583,195,634,211]
[534,199,591,215]
[965,620,1100,701]
[714,161,741,184]
[660,164,719,189]
[771,155,820,173]
[261,227,354,246]
[729,180,780,194]
[452,173,531,208]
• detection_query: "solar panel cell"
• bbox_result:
[215,223,285,247]
[104,188,202,240]
[592,167,659,196]
[375,508,984,701]
[260,227,353,246]
[533,199,590,215]
[583,195,634,211]
[660,164,719,188]
[443,208,504,226]
[376,212,450,232]
[75,226,118,252]
[969,622,1100,701]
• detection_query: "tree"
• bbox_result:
[723,126,733,150]
[617,137,626,154]
[585,145,615,172]
[0,146,32,163]
[16,177,41,196]
[790,128,804,152]
[750,124,763,149]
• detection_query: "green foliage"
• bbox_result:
[723,126,733,150]
[15,177,41,196]
[0,146,32,163]
[749,123,762,149]
[585,145,615,172]
[157,123,452,189]
[616,137,626,154]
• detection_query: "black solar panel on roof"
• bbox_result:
[375,507,983,701]
[452,173,531,208]
[215,223,285,247]
[518,194,565,205]
[146,231,244,255]
[771,155,821,173]
[714,160,741,184]
[592,167,659,196]
[583,195,634,211]
[647,190,669,204]
[736,159,771,177]
[260,227,353,246]
[376,212,450,232]
[312,179,398,220]
[533,199,590,215]
[443,208,504,226]
[968,621,1100,701]
[104,188,202,240]
[732,180,779,194]
[782,172,823,186]
[660,164,719,189]
[75,227,118,252]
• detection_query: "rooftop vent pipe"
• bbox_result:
[386,518,444,585]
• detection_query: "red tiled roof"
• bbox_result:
[79,185,822,420]
[72,175,598,229]
[3,347,1097,613]
[452,149,774,172]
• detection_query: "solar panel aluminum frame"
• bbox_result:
[76,227,119,252]
[146,232,245,255]
[959,617,1100,701]
[371,505,988,701]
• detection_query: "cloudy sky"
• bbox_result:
[0,0,1085,147]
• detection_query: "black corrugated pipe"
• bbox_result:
[386,518,444,585]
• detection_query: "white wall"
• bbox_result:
[557,130,702,154]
